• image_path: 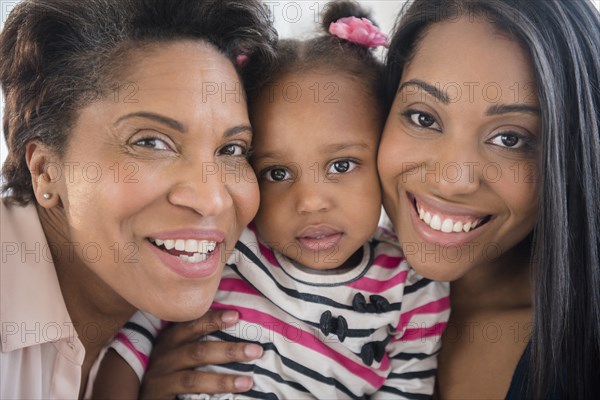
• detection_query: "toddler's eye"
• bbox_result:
[263,167,291,182]
[328,160,357,174]
[219,144,246,156]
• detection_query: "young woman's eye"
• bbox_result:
[134,137,172,151]
[489,132,530,149]
[327,160,357,174]
[404,110,441,130]
[262,167,291,182]
[219,143,247,156]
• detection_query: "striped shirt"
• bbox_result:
[114,226,450,399]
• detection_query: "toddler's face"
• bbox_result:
[251,71,382,270]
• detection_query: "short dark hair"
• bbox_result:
[0,0,277,204]
[251,0,385,123]
[385,0,600,398]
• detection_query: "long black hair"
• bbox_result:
[385,0,600,398]
[0,0,277,204]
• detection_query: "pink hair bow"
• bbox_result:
[329,16,389,48]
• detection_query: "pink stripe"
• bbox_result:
[218,278,259,295]
[396,297,451,331]
[211,302,387,387]
[372,254,405,269]
[346,270,408,293]
[395,322,447,342]
[115,332,149,369]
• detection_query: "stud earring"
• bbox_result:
[42,193,52,200]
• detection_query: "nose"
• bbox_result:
[294,179,332,215]
[167,161,234,216]
[429,137,483,197]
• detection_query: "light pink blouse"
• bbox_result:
[1,202,104,399]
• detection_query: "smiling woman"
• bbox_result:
[0,0,276,398]
[380,0,600,398]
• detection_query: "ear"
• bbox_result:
[25,141,62,208]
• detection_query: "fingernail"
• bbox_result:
[221,310,239,324]
[244,344,263,359]
[234,376,253,391]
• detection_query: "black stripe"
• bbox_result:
[123,322,155,344]
[242,389,278,400]
[377,386,431,400]
[211,331,368,400]
[392,352,435,361]
[233,243,356,310]
[388,369,436,379]
[403,278,433,295]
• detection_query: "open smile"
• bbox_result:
[408,193,494,244]
[145,230,225,279]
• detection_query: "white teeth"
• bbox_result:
[178,253,209,263]
[424,211,432,224]
[415,202,486,234]
[150,238,217,256]
[441,218,454,233]
[184,239,198,253]
[453,221,463,232]
[430,215,442,230]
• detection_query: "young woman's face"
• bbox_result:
[52,41,259,321]
[378,18,541,281]
[251,72,382,270]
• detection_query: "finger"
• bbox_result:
[151,339,263,372]
[164,310,241,347]
[142,371,254,397]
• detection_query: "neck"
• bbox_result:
[37,205,135,355]
[450,238,533,314]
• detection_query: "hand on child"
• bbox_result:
[139,310,263,399]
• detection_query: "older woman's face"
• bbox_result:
[54,41,258,321]
[378,18,540,281]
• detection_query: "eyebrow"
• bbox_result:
[485,104,540,116]
[398,79,450,104]
[321,142,371,153]
[114,111,252,137]
[399,79,540,115]
[115,112,186,132]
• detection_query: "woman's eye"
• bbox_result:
[263,168,291,182]
[327,160,357,174]
[133,137,171,151]
[490,132,527,149]
[219,144,246,156]
[407,111,441,130]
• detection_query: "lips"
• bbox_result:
[146,229,225,279]
[296,225,343,252]
[407,193,494,246]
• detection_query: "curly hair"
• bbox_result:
[0,0,278,204]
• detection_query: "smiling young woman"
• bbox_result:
[379,0,600,398]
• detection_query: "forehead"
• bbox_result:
[403,17,536,102]
[252,71,380,148]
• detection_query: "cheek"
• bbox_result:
[254,187,288,239]
[228,177,260,228]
